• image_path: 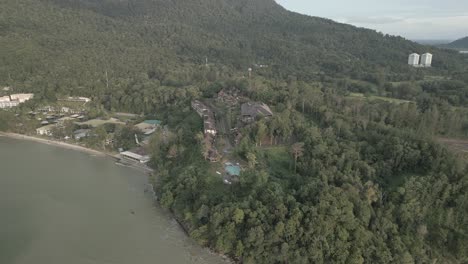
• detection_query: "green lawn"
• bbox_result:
[77,118,125,127]
[260,146,293,178]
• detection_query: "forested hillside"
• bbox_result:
[150,76,468,263]
[1,0,468,263]
[444,36,468,49]
[0,0,465,95]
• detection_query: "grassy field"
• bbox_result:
[348,93,412,104]
[260,146,293,179]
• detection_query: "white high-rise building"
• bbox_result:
[421,53,433,67]
[408,53,420,66]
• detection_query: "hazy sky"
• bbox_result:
[276,0,468,40]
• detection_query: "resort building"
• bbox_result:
[191,100,208,117]
[191,100,218,136]
[36,124,56,136]
[74,129,91,140]
[0,100,19,109]
[241,102,273,123]
[59,96,91,103]
[0,94,34,109]
[10,93,34,103]
[120,147,150,164]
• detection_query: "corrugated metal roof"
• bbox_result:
[121,151,150,162]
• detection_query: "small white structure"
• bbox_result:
[204,120,217,136]
[10,94,34,103]
[73,129,91,140]
[36,124,56,136]
[59,96,91,103]
[0,96,14,108]
[421,53,433,67]
[0,94,34,108]
[408,53,420,66]
[0,101,19,108]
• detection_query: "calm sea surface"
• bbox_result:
[0,137,224,264]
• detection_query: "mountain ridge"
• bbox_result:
[444,36,468,49]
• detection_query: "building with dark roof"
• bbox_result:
[241,102,273,123]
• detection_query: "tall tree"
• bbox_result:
[290,142,304,173]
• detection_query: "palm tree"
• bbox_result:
[290,142,304,173]
[246,152,257,169]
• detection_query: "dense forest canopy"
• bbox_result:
[1,0,466,92]
[1,0,468,263]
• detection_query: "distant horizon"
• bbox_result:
[276,0,468,41]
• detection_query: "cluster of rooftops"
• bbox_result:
[0,93,34,108]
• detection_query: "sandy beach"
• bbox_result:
[0,132,110,157]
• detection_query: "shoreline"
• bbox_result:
[0,132,155,173]
[0,132,113,158]
[0,131,230,262]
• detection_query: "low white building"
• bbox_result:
[421,53,433,67]
[74,129,91,140]
[10,93,34,103]
[0,101,19,108]
[0,94,34,108]
[36,124,56,136]
[59,96,91,103]
[120,147,150,164]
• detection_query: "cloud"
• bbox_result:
[338,15,468,39]
[275,0,468,39]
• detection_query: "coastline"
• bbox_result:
[0,132,155,173]
[0,131,231,262]
[0,132,112,157]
